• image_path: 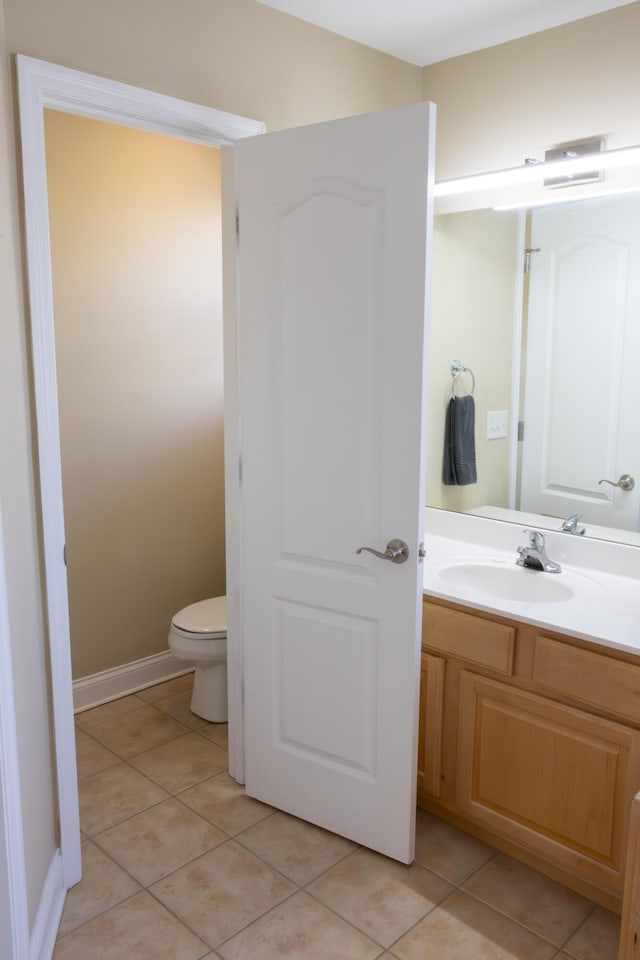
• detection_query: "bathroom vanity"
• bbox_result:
[421,510,640,917]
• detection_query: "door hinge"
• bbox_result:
[63,544,67,566]
[524,247,540,274]
[235,208,239,241]
[517,420,525,442]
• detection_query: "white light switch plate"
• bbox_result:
[486,409,508,440]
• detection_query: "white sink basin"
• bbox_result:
[436,560,576,604]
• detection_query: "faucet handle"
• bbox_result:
[523,528,545,549]
[561,513,586,535]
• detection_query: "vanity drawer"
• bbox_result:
[533,636,640,724]
[423,602,515,675]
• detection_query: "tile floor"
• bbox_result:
[56,672,622,959]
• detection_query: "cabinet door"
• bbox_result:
[417,652,445,800]
[457,671,640,896]
[620,792,640,960]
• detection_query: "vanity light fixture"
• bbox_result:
[434,143,640,198]
[542,138,603,188]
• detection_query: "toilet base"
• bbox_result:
[190,662,228,723]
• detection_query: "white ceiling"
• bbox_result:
[257,0,636,66]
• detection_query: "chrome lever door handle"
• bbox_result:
[356,539,409,564]
[598,473,635,492]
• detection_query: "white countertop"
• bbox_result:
[423,509,640,657]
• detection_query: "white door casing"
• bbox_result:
[0,496,30,960]
[520,193,640,531]
[16,54,264,893]
[236,103,435,863]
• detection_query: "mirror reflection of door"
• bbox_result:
[519,193,640,532]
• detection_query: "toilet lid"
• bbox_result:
[172,596,226,634]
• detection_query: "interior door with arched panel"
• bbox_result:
[234,103,434,863]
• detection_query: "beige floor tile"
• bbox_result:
[78,762,168,835]
[58,839,140,936]
[137,673,194,702]
[53,890,207,960]
[307,847,453,947]
[198,722,229,749]
[129,731,228,792]
[563,907,620,960]
[75,728,120,779]
[75,695,144,730]
[93,798,227,885]
[414,810,495,883]
[179,773,273,835]
[391,890,556,960]
[217,890,381,960]
[236,810,357,885]
[462,854,593,946]
[151,840,295,947]
[153,690,209,729]
[86,704,189,759]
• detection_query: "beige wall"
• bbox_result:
[423,1,640,180]
[427,209,519,512]
[45,112,225,679]
[6,0,421,133]
[0,0,421,932]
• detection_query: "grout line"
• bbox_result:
[555,902,600,957]
[452,884,583,952]
[55,888,146,942]
[77,716,193,763]
[148,875,301,952]
[74,693,149,728]
[301,883,395,951]
[90,813,232,884]
[213,887,303,952]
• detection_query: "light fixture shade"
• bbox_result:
[434,144,640,198]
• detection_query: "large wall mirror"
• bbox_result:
[427,150,640,547]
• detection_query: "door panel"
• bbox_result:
[278,182,382,568]
[235,104,434,862]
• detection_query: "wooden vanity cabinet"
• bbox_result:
[418,596,640,912]
[417,652,445,799]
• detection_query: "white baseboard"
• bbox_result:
[30,850,65,960]
[73,651,193,713]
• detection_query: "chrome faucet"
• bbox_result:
[560,513,585,535]
[516,529,561,573]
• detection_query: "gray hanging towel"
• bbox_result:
[443,395,477,485]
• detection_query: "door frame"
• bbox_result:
[0,496,31,960]
[16,54,263,891]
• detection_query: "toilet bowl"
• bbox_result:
[168,596,227,723]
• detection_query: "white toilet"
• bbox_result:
[167,596,227,723]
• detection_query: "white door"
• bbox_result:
[520,193,640,531]
[234,103,434,863]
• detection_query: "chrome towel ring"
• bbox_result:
[450,360,475,398]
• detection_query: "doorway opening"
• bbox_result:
[44,111,225,695]
[17,54,263,892]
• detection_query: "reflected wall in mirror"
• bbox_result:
[426,183,640,547]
